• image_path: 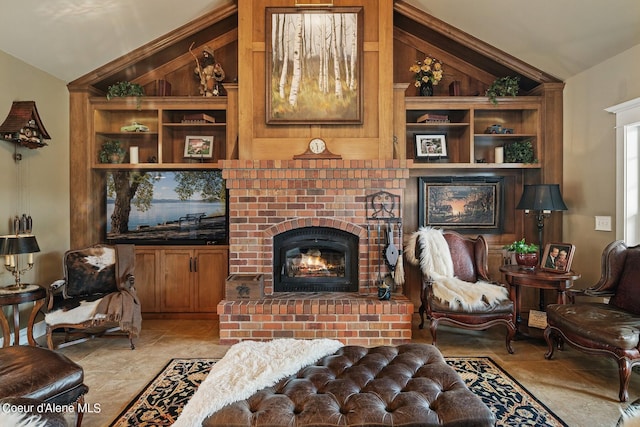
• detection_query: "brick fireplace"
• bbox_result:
[217,159,414,345]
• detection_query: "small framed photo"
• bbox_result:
[541,243,576,273]
[415,134,447,161]
[184,135,214,158]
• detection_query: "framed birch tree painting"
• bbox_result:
[266,7,363,124]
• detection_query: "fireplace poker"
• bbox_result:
[394,221,405,289]
[377,223,383,287]
[367,223,371,295]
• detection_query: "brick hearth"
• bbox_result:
[218,159,413,345]
[218,292,413,346]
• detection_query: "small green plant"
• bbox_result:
[486,76,520,105]
[99,140,126,164]
[503,238,538,254]
[504,139,536,163]
[106,81,144,109]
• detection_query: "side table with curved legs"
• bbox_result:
[499,265,580,337]
[0,284,46,347]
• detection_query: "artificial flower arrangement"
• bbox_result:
[410,56,444,87]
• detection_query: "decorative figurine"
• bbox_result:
[190,43,225,97]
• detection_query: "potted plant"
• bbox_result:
[106,81,144,109]
[98,140,126,164]
[486,76,520,105]
[504,139,536,163]
[503,238,539,269]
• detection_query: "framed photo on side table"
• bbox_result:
[184,135,214,158]
[415,134,447,161]
[541,242,575,273]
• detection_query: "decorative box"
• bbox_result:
[225,274,264,300]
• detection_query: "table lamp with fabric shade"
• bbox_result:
[0,235,40,289]
[516,184,568,256]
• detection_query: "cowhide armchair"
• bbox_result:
[44,244,141,350]
[545,240,640,402]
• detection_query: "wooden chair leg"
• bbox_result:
[619,358,632,402]
[505,321,516,354]
[429,318,439,346]
[75,394,85,427]
[418,303,426,329]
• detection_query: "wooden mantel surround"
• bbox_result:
[65,0,564,336]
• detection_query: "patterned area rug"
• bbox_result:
[110,357,567,427]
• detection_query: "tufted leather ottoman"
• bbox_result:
[0,346,88,427]
[203,343,494,426]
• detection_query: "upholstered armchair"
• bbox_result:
[44,244,141,350]
[544,240,640,402]
[406,228,516,354]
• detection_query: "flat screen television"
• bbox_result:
[105,170,227,245]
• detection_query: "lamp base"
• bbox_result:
[0,283,37,294]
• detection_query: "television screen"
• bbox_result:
[105,170,227,245]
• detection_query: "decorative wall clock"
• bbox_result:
[293,138,341,159]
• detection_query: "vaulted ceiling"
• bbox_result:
[0,0,638,83]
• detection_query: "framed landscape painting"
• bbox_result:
[418,176,504,233]
[266,7,363,124]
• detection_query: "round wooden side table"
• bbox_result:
[0,284,46,347]
[499,265,581,337]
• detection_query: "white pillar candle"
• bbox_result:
[129,146,139,164]
[4,255,9,266]
[9,255,15,267]
[494,146,504,164]
[28,253,33,264]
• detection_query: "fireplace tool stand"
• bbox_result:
[366,191,403,297]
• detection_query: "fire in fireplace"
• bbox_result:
[273,226,358,292]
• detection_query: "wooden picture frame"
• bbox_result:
[541,243,575,273]
[265,7,363,124]
[415,133,447,161]
[184,136,214,158]
[418,176,504,233]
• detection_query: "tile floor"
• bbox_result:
[44,315,635,427]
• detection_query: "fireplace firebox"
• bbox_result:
[273,226,358,292]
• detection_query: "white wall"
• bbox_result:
[563,43,640,286]
[0,50,70,287]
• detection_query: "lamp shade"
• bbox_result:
[0,235,40,255]
[516,184,568,211]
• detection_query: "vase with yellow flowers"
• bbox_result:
[410,56,444,96]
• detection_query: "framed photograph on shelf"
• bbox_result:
[265,7,363,124]
[418,176,504,233]
[184,135,214,158]
[541,243,576,273]
[415,134,447,161]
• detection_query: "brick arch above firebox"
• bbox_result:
[264,218,367,239]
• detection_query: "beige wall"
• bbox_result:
[563,43,640,287]
[0,50,70,287]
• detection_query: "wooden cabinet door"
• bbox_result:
[160,249,193,312]
[194,248,228,312]
[135,248,160,312]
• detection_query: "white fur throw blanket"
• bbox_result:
[173,338,344,427]
[405,227,509,310]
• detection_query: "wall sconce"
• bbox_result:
[516,184,568,254]
[0,235,40,289]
